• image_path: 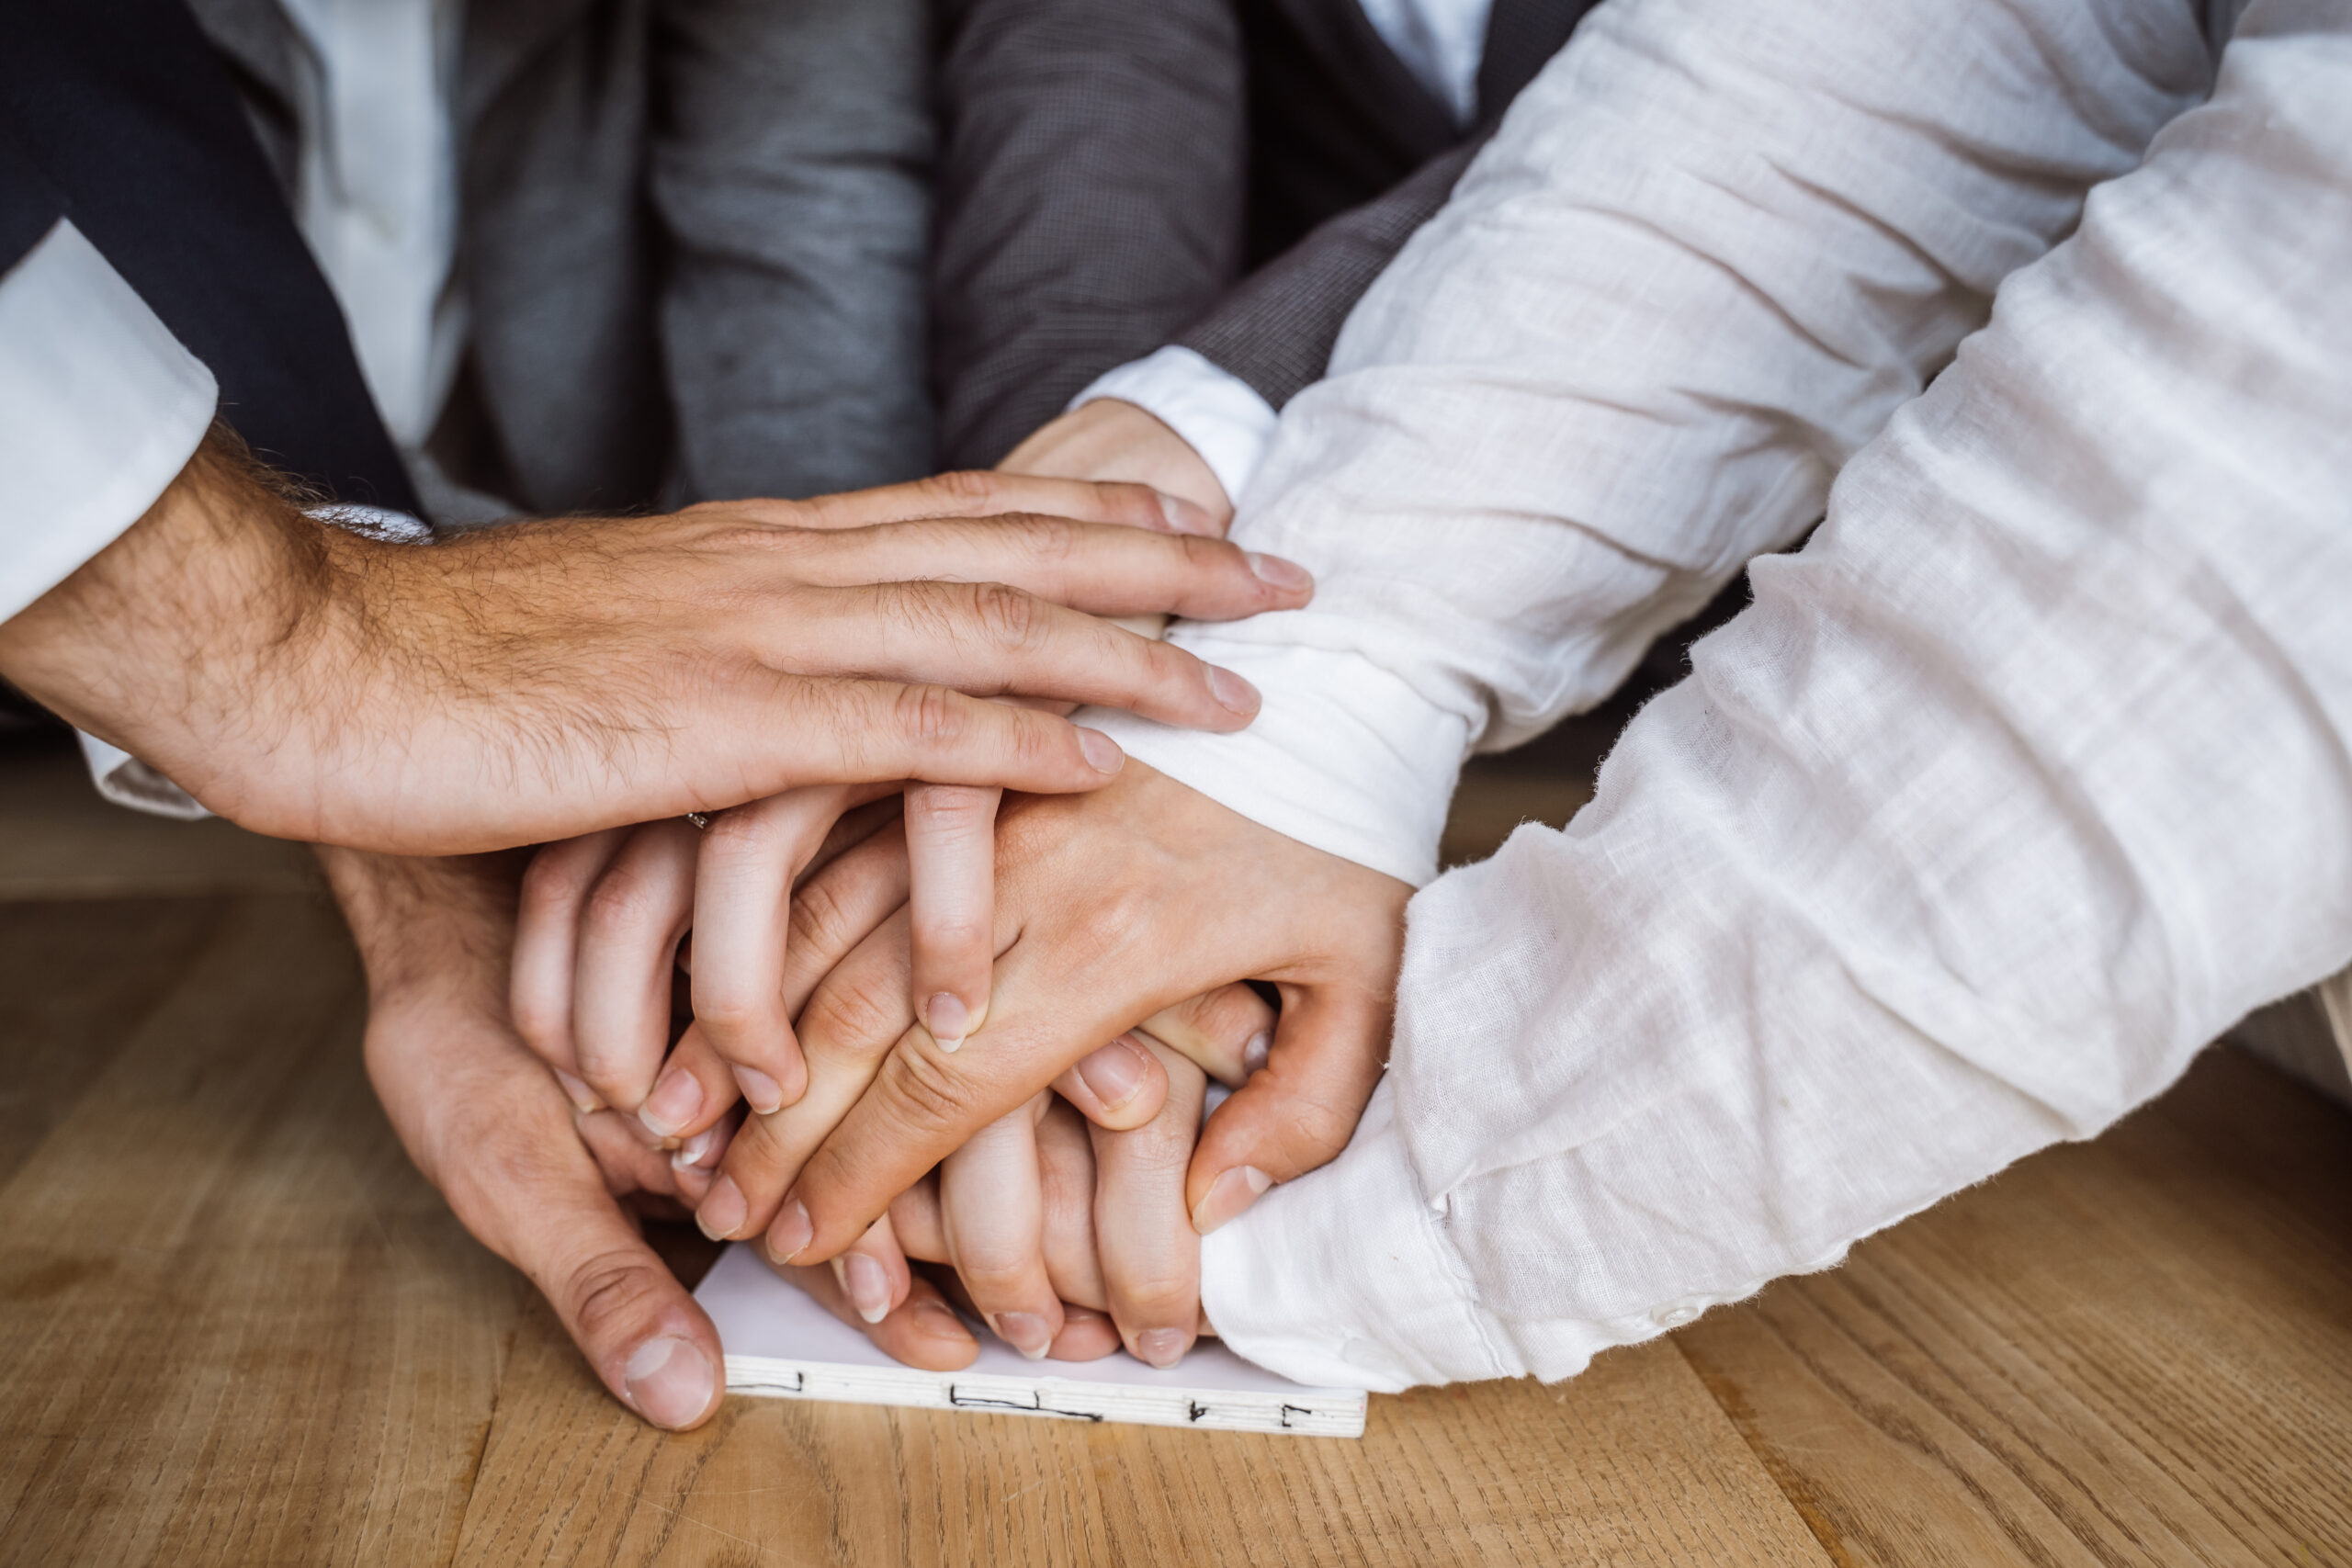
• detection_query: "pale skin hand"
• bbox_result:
[699,763,1411,1277]
[757,814,1270,1365]
[1000,398,1234,531]
[514,782,1272,1367]
[319,845,733,1431]
[787,1057,1220,1371]
[0,425,1306,854]
[909,400,1233,1062]
[838,404,1254,1366]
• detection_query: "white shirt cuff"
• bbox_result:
[0,220,219,624]
[1078,635,1468,887]
[1204,1075,1789,1392]
[75,730,210,819]
[1068,345,1280,511]
[1202,1081,1508,1389]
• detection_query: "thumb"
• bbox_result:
[457,1138,728,1430]
[1183,985,1388,1235]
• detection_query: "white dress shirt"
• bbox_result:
[0,223,220,627]
[1084,0,2352,1391]
[275,0,467,451]
[0,0,457,812]
[1069,0,1495,502]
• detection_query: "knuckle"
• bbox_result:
[951,1256,1038,1296]
[928,468,999,509]
[1141,637,1201,689]
[1112,1267,1198,1316]
[581,867,673,939]
[969,581,1050,654]
[1183,984,1276,1044]
[797,972,909,1064]
[1013,513,1080,566]
[509,994,566,1059]
[907,783,999,831]
[519,852,593,918]
[786,877,857,963]
[560,1247,670,1345]
[893,682,970,746]
[1267,1095,1356,1172]
[702,805,786,860]
[691,991,766,1049]
[911,911,989,952]
[873,1045,989,1145]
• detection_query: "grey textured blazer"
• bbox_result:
[931,0,1600,469]
[187,0,933,514]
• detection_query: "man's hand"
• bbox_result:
[0,427,1306,853]
[698,763,1411,1264]
[1001,400,1234,533]
[319,845,728,1430]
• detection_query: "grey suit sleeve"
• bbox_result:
[1174,135,1484,412]
[931,0,1248,469]
[652,0,933,501]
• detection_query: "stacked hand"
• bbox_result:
[509,763,1408,1375]
[325,409,1407,1424]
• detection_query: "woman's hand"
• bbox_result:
[698,764,1410,1266]
[782,1032,1233,1371]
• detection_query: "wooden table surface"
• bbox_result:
[1,739,2348,1566]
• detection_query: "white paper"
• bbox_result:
[695,1243,1367,1437]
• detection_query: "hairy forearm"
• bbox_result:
[0,425,331,791]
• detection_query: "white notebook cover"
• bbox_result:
[695,1243,1367,1438]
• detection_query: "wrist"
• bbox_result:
[0,427,342,818]
[1064,347,1276,513]
[1077,637,1469,888]
[1001,398,1235,531]
[319,844,526,1014]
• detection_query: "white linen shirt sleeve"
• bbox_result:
[1069,346,1282,513]
[1083,0,2215,887]
[0,220,218,625]
[1195,2,2352,1393]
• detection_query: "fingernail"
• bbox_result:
[1075,1036,1150,1111]
[765,1195,814,1265]
[991,1311,1054,1360]
[624,1114,675,1151]
[1136,1328,1190,1369]
[731,1064,784,1116]
[835,1253,892,1324]
[695,1174,747,1241]
[1242,1032,1271,1076]
[925,991,969,1053]
[625,1336,717,1429]
[1190,1165,1272,1235]
[671,1124,722,1172]
[1207,665,1261,717]
[915,1298,968,1341]
[1155,491,1217,535]
[554,1070,602,1112]
[1077,728,1125,775]
[639,1066,704,1139]
[1247,552,1312,592]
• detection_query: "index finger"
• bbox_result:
[763,470,1217,536]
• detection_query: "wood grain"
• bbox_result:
[1678,1049,2352,1568]
[0,874,2346,1564]
[0,897,227,1187]
[448,1295,1825,1568]
[0,896,522,1567]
